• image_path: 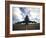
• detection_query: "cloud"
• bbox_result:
[12,7,40,24]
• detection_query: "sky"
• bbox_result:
[12,7,40,24]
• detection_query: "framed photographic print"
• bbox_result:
[5,1,45,37]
